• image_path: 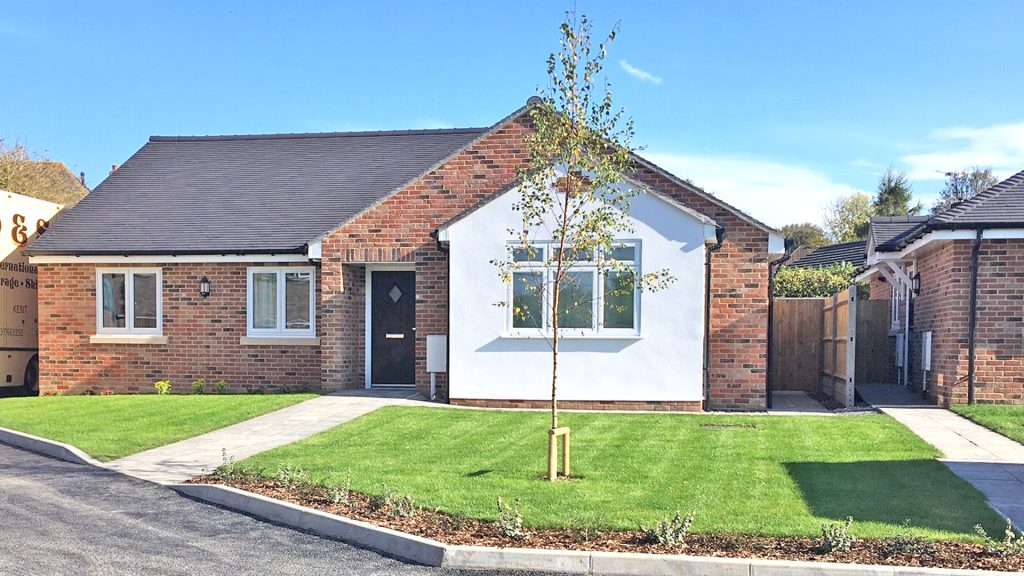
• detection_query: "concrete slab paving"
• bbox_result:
[105,392,431,484]
[859,385,1024,529]
[768,391,832,415]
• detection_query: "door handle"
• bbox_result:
[385,333,405,339]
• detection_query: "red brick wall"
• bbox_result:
[319,115,532,399]
[631,166,772,410]
[910,239,1024,405]
[869,276,891,300]
[319,263,365,391]
[37,262,321,394]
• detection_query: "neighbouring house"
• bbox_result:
[858,175,1024,405]
[26,99,785,410]
[787,240,866,269]
[1,160,90,206]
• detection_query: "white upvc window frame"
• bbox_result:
[505,241,642,338]
[246,266,316,339]
[95,267,163,336]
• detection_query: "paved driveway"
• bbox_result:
[0,444,552,576]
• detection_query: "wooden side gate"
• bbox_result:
[821,288,856,407]
[771,287,889,407]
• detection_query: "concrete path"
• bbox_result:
[859,384,1024,529]
[106,391,428,484]
[768,391,831,415]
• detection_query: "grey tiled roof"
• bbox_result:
[788,240,865,268]
[27,128,487,255]
[870,170,1024,252]
[931,170,1024,227]
[869,216,929,252]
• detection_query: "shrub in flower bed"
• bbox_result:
[188,471,1023,572]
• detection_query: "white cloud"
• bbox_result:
[901,121,1024,181]
[619,60,663,85]
[643,152,866,228]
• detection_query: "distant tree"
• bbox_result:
[931,167,999,214]
[781,222,829,249]
[873,167,921,216]
[823,192,873,242]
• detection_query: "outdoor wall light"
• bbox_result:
[911,272,921,296]
[199,276,211,298]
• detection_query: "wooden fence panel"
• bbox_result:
[855,300,893,384]
[771,298,824,394]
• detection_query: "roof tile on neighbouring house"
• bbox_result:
[930,169,1024,227]
[870,215,929,252]
[788,240,866,268]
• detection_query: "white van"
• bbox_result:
[0,191,63,395]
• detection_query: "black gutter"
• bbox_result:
[967,229,982,404]
[765,238,796,410]
[702,226,726,411]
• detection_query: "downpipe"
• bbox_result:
[702,227,726,411]
[967,229,982,405]
[765,238,796,410]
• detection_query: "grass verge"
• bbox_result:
[239,406,1003,539]
[950,404,1024,444]
[0,394,315,460]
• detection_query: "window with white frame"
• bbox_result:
[247,267,316,337]
[508,242,640,335]
[96,268,162,335]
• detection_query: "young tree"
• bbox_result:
[780,222,829,249]
[931,167,999,214]
[495,14,673,481]
[873,167,921,216]
[823,192,873,242]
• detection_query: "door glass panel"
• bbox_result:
[101,273,126,328]
[512,271,544,329]
[284,272,311,330]
[558,271,594,329]
[253,273,278,329]
[132,273,158,329]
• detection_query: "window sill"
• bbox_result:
[240,336,320,346]
[90,334,168,345]
[501,332,643,341]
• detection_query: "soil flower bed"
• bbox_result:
[189,474,1023,572]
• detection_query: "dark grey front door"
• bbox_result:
[370,271,415,385]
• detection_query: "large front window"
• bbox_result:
[247,267,316,337]
[95,268,162,335]
[508,242,640,336]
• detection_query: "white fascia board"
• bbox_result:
[871,228,1024,263]
[981,228,1024,239]
[307,241,322,260]
[436,227,450,242]
[703,223,719,245]
[854,267,879,282]
[768,233,785,255]
[29,253,310,265]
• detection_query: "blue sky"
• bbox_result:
[3,0,1023,227]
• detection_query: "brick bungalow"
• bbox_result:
[26,100,785,410]
[859,172,1024,405]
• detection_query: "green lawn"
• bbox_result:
[951,404,1024,444]
[0,394,315,461]
[240,406,1002,540]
